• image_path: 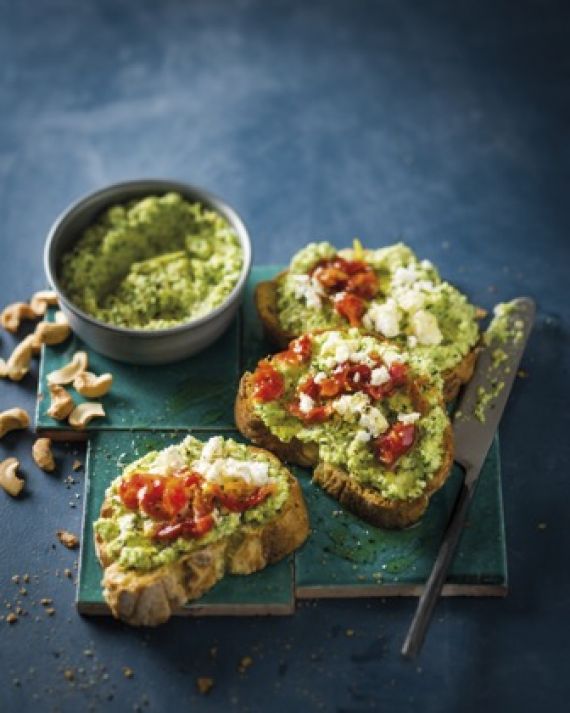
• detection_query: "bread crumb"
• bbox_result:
[517,369,528,379]
[196,676,214,694]
[537,523,547,530]
[63,669,75,682]
[45,607,55,616]
[237,656,253,673]
[6,613,17,624]
[123,667,134,679]
[72,460,82,471]
[64,568,73,578]
[57,530,79,549]
[345,629,355,637]
[11,575,19,584]
[40,598,53,606]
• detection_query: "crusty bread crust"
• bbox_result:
[235,371,453,529]
[95,449,309,626]
[255,273,479,402]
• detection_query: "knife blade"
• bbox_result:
[401,297,536,659]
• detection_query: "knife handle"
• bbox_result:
[401,471,476,658]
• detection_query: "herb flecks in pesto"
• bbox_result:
[60,193,242,330]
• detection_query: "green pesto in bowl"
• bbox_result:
[59,192,243,330]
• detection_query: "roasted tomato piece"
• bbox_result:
[345,363,372,390]
[334,292,366,326]
[313,265,349,291]
[288,400,331,423]
[253,362,284,402]
[290,334,312,361]
[119,472,147,510]
[342,258,369,275]
[216,484,274,513]
[346,271,379,299]
[139,477,167,519]
[299,376,321,400]
[374,423,416,467]
[388,362,408,387]
[318,376,343,398]
[162,479,189,518]
[155,513,215,541]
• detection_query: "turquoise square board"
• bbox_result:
[78,430,295,616]
[36,266,507,616]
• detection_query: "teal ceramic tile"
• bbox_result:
[294,436,506,597]
[36,310,241,436]
[78,430,294,616]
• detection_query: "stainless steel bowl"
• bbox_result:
[44,179,251,365]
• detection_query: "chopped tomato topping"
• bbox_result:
[253,361,284,402]
[346,271,379,299]
[299,376,321,400]
[214,484,274,513]
[288,400,332,423]
[312,265,349,290]
[374,423,416,467]
[154,514,215,542]
[389,362,408,387]
[334,292,366,326]
[290,334,312,361]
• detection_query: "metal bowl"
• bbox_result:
[44,179,251,365]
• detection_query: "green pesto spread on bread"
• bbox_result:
[252,329,450,500]
[94,436,290,572]
[276,242,479,380]
[60,193,242,329]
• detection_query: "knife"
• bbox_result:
[401,297,536,658]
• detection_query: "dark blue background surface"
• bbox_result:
[1,1,569,711]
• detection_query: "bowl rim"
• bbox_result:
[44,178,252,339]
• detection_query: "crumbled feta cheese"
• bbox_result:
[194,458,270,486]
[398,412,421,424]
[363,299,401,338]
[354,430,371,443]
[334,343,351,363]
[370,366,390,386]
[359,406,389,437]
[353,372,361,383]
[292,274,322,309]
[348,350,376,367]
[298,393,315,414]
[382,349,407,366]
[407,335,418,348]
[148,446,186,474]
[314,372,327,384]
[201,436,224,461]
[332,392,370,418]
[397,289,425,313]
[420,259,433,270]
[411,310,443,345]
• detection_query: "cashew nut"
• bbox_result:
[32,437,56,472]
[47,351,88,385]
[32,317,71,350]
[0,302,37,333]
[46,384,75,420]
[0,335,36,381]
[73,371,113,398]
[68,402,105,429]
[29,290,58,317]
[0,407,30,438]
[0,458,24,496]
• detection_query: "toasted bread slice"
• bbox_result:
[94,439,309,626]
[255,243,481,401]
[235,330,454,529]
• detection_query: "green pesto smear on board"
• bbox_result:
[94,435,290,572]
[254,329,449,500]
[60,193,243,330]
[276,242,479,379]
[472,300,524,423]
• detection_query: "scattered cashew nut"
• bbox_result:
[0,407,30,438]
[68,402,105,429]
[0,335,36,381]
[32,316,71,350]
[0,302,37,333]
[32,437,56,472]
[73,371,113,398]
[47,351,88,385]
[29,290,58,317]
[0,458,24,496]
[46,384,75,420]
